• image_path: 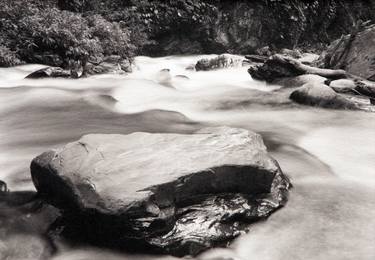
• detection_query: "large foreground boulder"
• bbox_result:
[290,83,358,109]
[31,127,290,256]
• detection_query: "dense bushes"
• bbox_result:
[0,0,137,70]
[0,46,22,67]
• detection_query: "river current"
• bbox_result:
[0,55,374,260]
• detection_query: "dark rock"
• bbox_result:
[354,80,375,104]
[245,54,268,63]
[0,190,61,260]
[318,24,375,80]
[195,55,244,71]
[0,180,7,194]
[290,83,358,109]
[85,62,123,75]
[25,67,71,79]
[31,127,290,256]
[249,54,347,82]
[248,55,303,82]
[255,46,273,57]
[84,56,132,76]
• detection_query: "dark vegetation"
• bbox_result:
[0,0,374,69]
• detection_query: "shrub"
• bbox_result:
[0,46,23,67]
[0,0,136,69]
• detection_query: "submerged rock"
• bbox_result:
[0,234,52,260]
[31,127,290,256]
[25,67,71,79]
[195,54,244,71]
[290,83,358,109]
[0,188,60,260]
[274,74,327,88]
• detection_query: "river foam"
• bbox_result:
[0,55,374,260]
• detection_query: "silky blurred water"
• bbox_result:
[0,55,374,260]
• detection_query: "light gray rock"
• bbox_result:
[290,82,358,109]
[329,79,356,93]
[31,127,290,256]
[274,74,327,88]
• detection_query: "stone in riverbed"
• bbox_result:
[195,54,244,71]
[30,127,290,256]
[290,82,358,109]
[329,79,357,94]
[274,74,327,88]
[25,67,71,79]
[318,25,375,80]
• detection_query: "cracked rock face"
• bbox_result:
[30,127,290,256]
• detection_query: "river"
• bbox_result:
[0,55,374,260]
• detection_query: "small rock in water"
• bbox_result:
[25,67,71,79]
[31,127,290,256]
[329,79,356,94]
[195,54,244,71]
[274,74,327,88]
[290,82,358,109]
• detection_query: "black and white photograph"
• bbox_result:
[0,1,374,259]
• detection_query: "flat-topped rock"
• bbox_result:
[31,127,290,256]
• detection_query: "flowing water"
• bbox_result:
[0,55,374,260]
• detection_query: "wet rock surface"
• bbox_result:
[195,55,244,71]
[0,181,61,260]
[248,54,347,83]
[290,83,358,110]
[30,127,290,256]
[25,67,71,79]
[318,24,375,80]
[85,55,132,76]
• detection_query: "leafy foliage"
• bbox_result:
[0,0,137,68]
[1,0,375,67]
[0,46,23,67]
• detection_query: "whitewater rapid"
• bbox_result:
[0,55,374,260]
